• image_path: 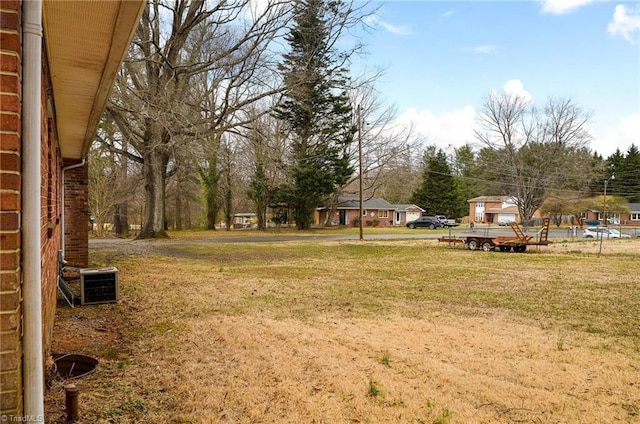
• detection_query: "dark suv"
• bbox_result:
[406,216,442,229]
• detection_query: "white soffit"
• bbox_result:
[42,1,144,160]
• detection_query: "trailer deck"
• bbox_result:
[438,218,551,252]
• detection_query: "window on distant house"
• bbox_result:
[362,209,367,216]
[477,201,484,208]
[631,213,640,221]
[379,210,388,218]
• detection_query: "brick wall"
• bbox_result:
[1,1,69,415]
[0,0,23,416]
[40,69,62,363]
[346,209,393,227]
[63,162,89,268]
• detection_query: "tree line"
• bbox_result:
[89,0,640,238]
[411,120,639,227]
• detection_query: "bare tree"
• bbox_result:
[474,92,594,225]
[244,105,289,229]
[105,0,290,238]
[322,81,418,225]
[186,0,291,231]
[88,141,140,237]
[165,138,203,230]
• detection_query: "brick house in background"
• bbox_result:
[316,197,424,227]
[469,195,640,227]
[469,196,518,224]
[580,202,640,226]
[0,0,143,418]
[468,195,542,224]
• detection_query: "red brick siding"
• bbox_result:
[40,75,62,362]
[0,0,22,416]
[63,162,89,267]
[1,2,68,415]
[345,209,393,227]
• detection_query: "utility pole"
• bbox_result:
[358,104,363,240]
[599,174,614,256]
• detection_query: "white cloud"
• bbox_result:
[442,10,455,18]
[471,45,499,54]
[607,4,640,43]
[502,79,533,101]
[364,15,411,36]
[396,106,477,150]
[394,100,638,159]
[539,0,596,15]
[596,113,640,157]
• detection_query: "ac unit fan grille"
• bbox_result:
[80,267,118,305]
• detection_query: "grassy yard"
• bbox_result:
[45,233,640,423]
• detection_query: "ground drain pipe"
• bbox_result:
[65,384,79,422]
[22,0,45,418]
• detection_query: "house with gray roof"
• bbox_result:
[317,197,424,227]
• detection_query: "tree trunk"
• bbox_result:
[206,185,218,230]
[175,188,183,231]
[200,158,219,230]
[256,200,266,230]
[224,170,232,231]
[138,149,169,239]
[114,203,129,238]
[114,131,129,238]
[186,199,192,229]
[323,192,340,226]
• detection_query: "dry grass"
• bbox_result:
[45,235,640,423]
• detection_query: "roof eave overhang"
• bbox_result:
[42,1,145,160]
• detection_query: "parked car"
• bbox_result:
[582,227,631,239]
[435,215,458,227]
[406,216,442,229]
[497,219,513,226]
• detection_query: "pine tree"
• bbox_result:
[247,159,270,230]
[611,144,640,202]
[452,144,482,217]
[275,0,356,230]
[411,149,458,216]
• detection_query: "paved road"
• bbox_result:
[89,226,587,245]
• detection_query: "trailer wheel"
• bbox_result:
[499,246,512,252]
[467,238,479,250]
[514,245,527,253]
[481,241,494,251]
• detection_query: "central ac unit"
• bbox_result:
[80,267,119,305]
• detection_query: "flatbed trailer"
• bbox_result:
[438,218,551,253]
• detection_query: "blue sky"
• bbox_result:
[352,0,640,158]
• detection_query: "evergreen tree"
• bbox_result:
[247,159,270,230]
[198,157,220,230]
[587,151,606,194]
[452,144,483,217]
[411,149,457,216]
[275,0,356,230]
[610,144,640,202]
